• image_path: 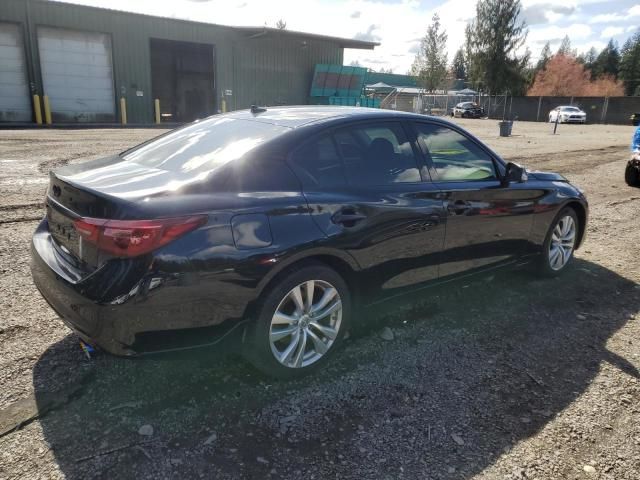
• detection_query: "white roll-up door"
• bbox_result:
[0,22,31,122]
[38,27,115,122]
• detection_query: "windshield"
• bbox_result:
[561,107,580,112]
[123,117,290,174]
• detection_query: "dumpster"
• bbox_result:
[499,120,513,137]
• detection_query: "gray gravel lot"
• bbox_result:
[0,119,639,479]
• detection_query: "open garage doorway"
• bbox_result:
[150,38,216,123]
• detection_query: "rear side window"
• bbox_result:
[123,117,289,174]
[415,124,496,182]
[333,123,421,185]
[289,135,347,189]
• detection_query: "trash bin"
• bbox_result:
[499,120,513,137]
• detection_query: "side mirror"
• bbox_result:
[504,162,527,184]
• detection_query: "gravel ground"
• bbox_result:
[0,119,638,479]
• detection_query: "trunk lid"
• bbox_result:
[46,155,174,269]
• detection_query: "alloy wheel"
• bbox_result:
[549,215,576,270]
[269,280,342,368]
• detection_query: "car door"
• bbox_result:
[288,121,446,298]
[413,121,541,278]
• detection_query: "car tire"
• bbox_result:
[625,161,640,187]
[243,263,351,379]
[534,207,579,277]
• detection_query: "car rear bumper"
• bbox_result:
[31,219,251,356]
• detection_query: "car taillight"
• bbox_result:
[73,215,207,257]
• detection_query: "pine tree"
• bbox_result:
[410,13,448,92]
[592,39,620,79]
[452,49,466,80]
[465,0,530,94]
[620,33,640,95]
[535,42,551,72]
[557,36,574,56]
[578,47,599,79]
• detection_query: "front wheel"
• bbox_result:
[244,263,350,379]
[534,208,579,276]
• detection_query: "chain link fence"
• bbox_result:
[381,92,640,125]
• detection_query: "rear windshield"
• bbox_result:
[123,117,290,174]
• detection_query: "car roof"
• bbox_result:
[224,105,432,128]
[558,105,580,109]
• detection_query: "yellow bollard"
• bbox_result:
[120,97,127,125]
[33,94,42,125]
[154,99,161,124]
[43,95,52,125]
[221,97,227,113]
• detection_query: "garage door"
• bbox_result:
[38,27,115,122]
[0,23,31,122]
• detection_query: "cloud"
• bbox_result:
[350,11,361,19]
[589,13,624,24]
[630,5,640,17]
[353,24,381,42]
[601,26,624,38]
[408,41,421,55]
[522,3,576,25]
[361,57,387,64]
[529,23,592,45]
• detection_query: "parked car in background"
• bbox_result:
[31,106,588,378]
[548,106,587,124]
[451,102,485,118]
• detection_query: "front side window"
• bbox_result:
[415,124,497,182]
[333,123,421,185]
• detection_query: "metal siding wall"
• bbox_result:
[0,0,347,123]
[231,35,343,110]
[0,22,31,121]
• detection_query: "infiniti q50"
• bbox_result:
[31,107,588,378]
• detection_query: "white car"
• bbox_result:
[548,106,586,124]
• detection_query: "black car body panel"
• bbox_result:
[31,107,588,355]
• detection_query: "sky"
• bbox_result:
[54,0,640,73]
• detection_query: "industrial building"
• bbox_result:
[0,0,377,125]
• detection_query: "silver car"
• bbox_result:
[548,106,586,124]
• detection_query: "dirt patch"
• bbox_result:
[0,124,638,479]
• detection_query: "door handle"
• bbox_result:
[331,208,367,227]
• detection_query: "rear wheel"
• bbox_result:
[625,161,640,187]
[534,207,579,276]
[244,264,350,379]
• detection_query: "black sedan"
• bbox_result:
[31,107,588,378]
[451,102,485,118]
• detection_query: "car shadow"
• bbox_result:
[31,258,639,479]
